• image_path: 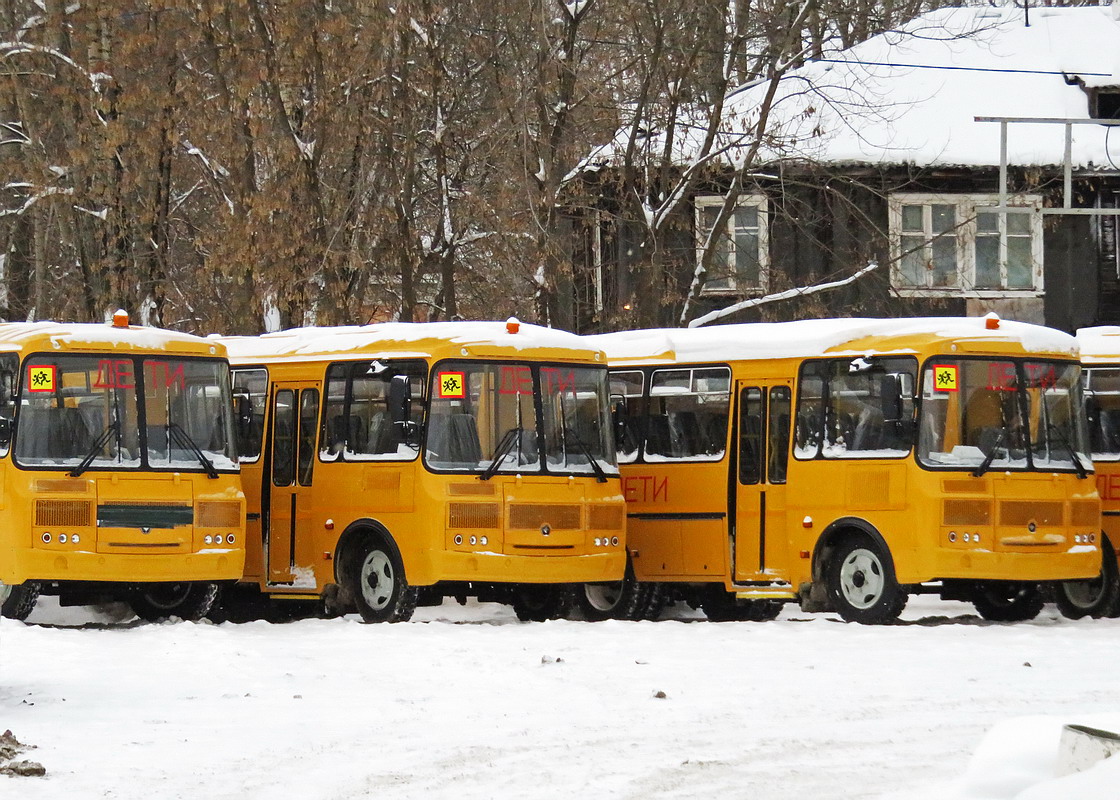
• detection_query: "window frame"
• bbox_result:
[694,194,770,296]
[888,192,1044,298]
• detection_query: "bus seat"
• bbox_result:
[426,412,482,465]
[645,415,673,457]
[852,406,884,451]
[704,415,727,454]
[449,414,482,464]
[327,415,347,455]
[673,411,701,456]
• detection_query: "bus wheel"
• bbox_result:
[638,583,667,621]
[576,563,646,621]
[970,582,1044,622]
[131,582,218,622]
[349,540,417,623]
[825,536,907,624]
[1055,537,1120,620]
[1,582,40,621]
[511,584,574,622]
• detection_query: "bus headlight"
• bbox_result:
[41,532,51,543]
[227,533,236,545]
[204,535,213,545]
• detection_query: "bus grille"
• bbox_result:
[1071,501,1100,528]
[942,499,991,526]
[448,482,496,496]
[509,504,581,530]
[35,499,92,527]
[1000,501,1063,527]
[448,502,501,529]
[589,504,625,531]
[196,501,241,528]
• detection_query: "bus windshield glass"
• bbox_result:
[426,361,617,476]
[917,358,1090,473]
[14,355,236,472]
[541,366,617,475]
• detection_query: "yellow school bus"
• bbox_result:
[220,319,625,622]
[589,316,1100,624]
[1066,326,1120,618]
[0,315,245,622]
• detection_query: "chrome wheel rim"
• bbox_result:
[584,582,623,612]
[360,551,394,611]
[839,548,885,610]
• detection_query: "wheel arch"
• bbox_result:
[334,518,406,586]
[811,517,895,585]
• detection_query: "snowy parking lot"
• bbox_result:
[2,596,1119,799]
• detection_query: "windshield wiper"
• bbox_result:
[1046,425,1089,479]
[167,422,219,479]
[972,428,1008,478]
[69,421,120,478]
[480,427,523,481]
[562,427,609,483]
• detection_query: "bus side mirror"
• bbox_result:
[611,396,628,438]
[879,374,903,422]
[879,374,915,443]
[0,417,11,447]
[389,375,420,445]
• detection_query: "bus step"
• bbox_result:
[269,593,322,602]
[734,589,797,601]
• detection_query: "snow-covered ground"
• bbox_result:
[3,596,1119,799]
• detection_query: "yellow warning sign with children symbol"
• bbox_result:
[28,365,56,392]
[933,364,958,392]
[437,372,466,399]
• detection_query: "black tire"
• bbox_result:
[576,562,647,621]
[347,537,417,623]
[971,582,1044,622]
[1,582,40,621]
[638,583,667,621]
[700,586,784,622]
[1055,537,1120,620]
[510,584,574,622]
[131,581,218,622]
[825,535,907,624]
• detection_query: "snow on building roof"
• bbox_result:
[220,320,607,363]
[1076,326,1120,363]
[667,5,1120,170]
[589,317,1079,365]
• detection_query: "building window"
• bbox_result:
[695,195,769,294]
[889,193,1044,297]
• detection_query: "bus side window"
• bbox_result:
[768,387,791,483]
[232,368,267,462]
[795,364,825,458]
[0,354,16,452]
[739,387,763,484]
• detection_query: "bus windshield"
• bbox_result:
[917,358,1090,473]
[15,355,237,472]
[426,361,617,476]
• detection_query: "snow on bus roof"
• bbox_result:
[0,320,223,353]
[589,317,1078,364]
[1076,326,1120,363]
[220,320,604,362]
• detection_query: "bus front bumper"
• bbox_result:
[425,549,625,585]
[1,548,245,586]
